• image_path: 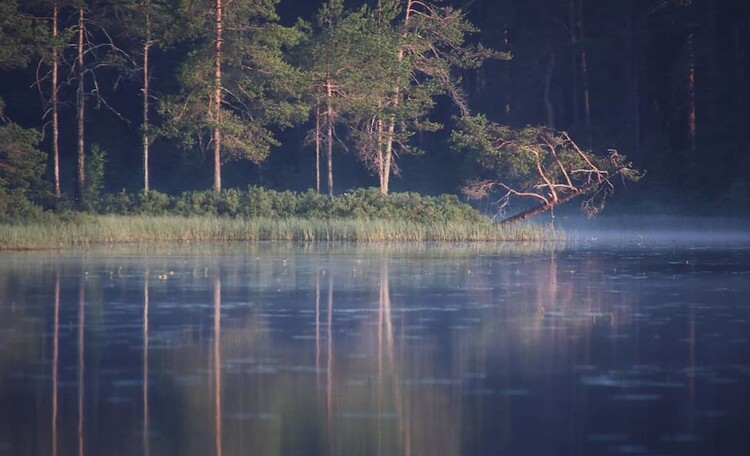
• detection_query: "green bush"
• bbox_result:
[134,190,172,215]
[100,190,134,214]
[83,187,489,224]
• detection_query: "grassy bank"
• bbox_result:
[0,215,555,250]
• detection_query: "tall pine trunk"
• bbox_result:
[376,99,384,190]
[325,77,334,196]
[382,117,394,195]
[212,0,223,192]
[378,0,415,196]
[75,8,85,207]
[143,6,152,192]
[52,0,61,199]
[314,98,321,193]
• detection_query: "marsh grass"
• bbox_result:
[0,215,557,250]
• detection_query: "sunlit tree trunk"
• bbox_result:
[382,118,394,194]
[325,76,334,196]
[379,0,415,196]
[212,0,223,192]
[143,4,152,192]
[315,98,321,193]
[75,7,86,207]
[52,0,61,199]
[377,104,384,191]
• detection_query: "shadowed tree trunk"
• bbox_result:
[569,0,579,124]
[544,49,556,128]
[577,0,592,149]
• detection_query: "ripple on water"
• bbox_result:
[337,411,397,420]
[229,412,277,421]
[112,379,143,388]
[614,444,649,454]
[611,394,662,402]
[404,377,462,386]
[464,388,530,397]
[586,434,628,443]
[661,434,701,443]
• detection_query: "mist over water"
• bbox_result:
[1,237,749,455]
[558,215,750,247]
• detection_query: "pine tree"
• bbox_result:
[299,0,372,195]
[160,0,306,192]
[0,0,50,217]
[353,0,501,194]
[103,0,177,192]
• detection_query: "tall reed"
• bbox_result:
[0,215,556,250]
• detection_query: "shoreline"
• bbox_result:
[0,215,557,251]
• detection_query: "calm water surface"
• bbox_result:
[1,239,750,455]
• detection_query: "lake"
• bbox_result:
[2,230,750,455]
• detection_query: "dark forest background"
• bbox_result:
[2,0,749,215]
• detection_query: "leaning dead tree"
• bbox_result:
[452,115,642,224]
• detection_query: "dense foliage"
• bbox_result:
[95,187,488,223]
[1,0,749,221]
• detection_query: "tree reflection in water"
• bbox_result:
[1,244,748,456]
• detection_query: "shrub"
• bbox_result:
[134,190,172,215]
[81,187,490,224]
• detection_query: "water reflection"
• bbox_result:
[77,277,85,456]
[143,274,150,456]
[52,272,59,456]
[0,244,749,455]
[213,277,222,456]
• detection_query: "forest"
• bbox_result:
[0,0,748,222]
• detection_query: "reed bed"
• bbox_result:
[0,215,556,250]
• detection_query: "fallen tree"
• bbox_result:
[452,115,643,224]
